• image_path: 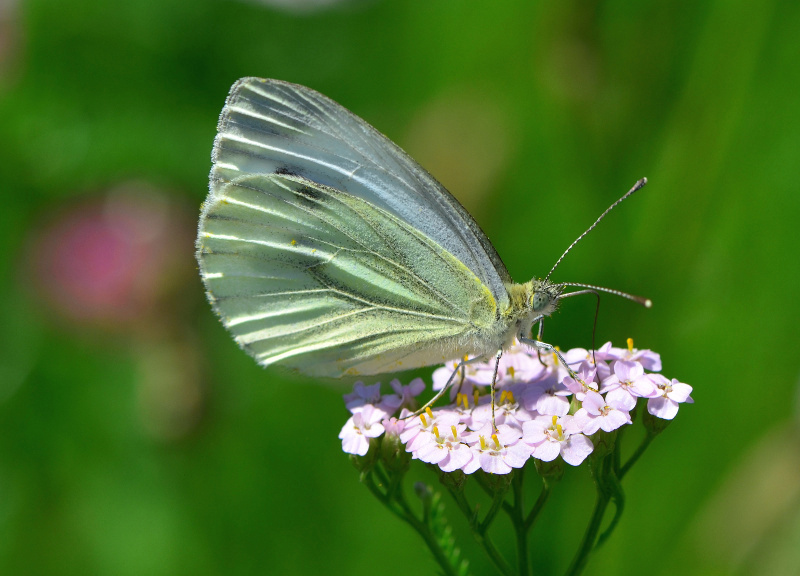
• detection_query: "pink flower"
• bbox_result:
[469,385,534,430]
[389,378,426,410]
[431,359,491,400]
[344,382,382,409]
[647,375,694,420]
[338,341,691,474]
[562,367,599,402]
[522,415,594,466]
[520,376,572,417]
[28,184,189,326]
[400,408,460,453]
[494,343,549,385]
[382,416,407,438]
[412,422,473,472]
[600,360,658,411]
[344,381,399,417]
[339,405,386,456]
[573,391,632,434]
[462,424,529,474]
[608,339,662,371]
[563,342,614,380]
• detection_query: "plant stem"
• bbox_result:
[596,471,624,547]
[479,490,507,533]
[450,488,515,576]
[619,433,654,479]
[524,482,551,532]
[563,490,610,576]
[511,470,530,576]
[563,455,615,576]
[362,470,406,521]
[364,471,461,576]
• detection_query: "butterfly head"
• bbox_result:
[529,278,563,318]
[505,279,563,341]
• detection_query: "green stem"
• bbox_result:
[619,433,655,479]
[563,455,616,576]
[613,425,625,475]
[363,472,460,576]
[362,470,406,521]
[596,471,625,547]
[479,489,507,533]
[524,481,551,532]
[511,469,530,576]
[563,490,610,576]
[450,489,515,576]
[477,531,514,576]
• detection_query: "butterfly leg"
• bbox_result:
[404,355,487,419]
[534,321,548,368]
[518,335,584,385]
[489,350,503,432]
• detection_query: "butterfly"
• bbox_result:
[196,78,648,389]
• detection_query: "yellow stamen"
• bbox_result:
[433,425,440,439]
[451,425,458,440]
[556,424,563,436]
[462,354,469,363]
[551,415,558,426]
[508,366,516,380]
[462,394,469,409]
[492,434,501,450]
[506,390,515,403]
[420,413,428,427]
[627,337,634,352]
[425,407,434,419]
[479,435,487,450]
[500,390,508,403]
[473,389,480,406]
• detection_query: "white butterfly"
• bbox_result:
[196,78,648,382]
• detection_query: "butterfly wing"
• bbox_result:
[210,77,512,311]
[197,173,499,377]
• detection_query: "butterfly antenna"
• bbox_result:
[544,178,647,282]
[559,284,652,308]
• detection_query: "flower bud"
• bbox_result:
[381,432,412,473]
[642,407,672,436]
[534,457,564,482]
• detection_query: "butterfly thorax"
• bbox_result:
[502,279,563,347]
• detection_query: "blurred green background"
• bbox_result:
[1,0,799,574]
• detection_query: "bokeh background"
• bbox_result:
[1,0,799,574]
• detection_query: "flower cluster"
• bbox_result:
[339,340,692,475]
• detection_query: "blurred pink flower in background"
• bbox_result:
[26,181,205,441]
[29,181,191,327]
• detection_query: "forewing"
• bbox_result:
[197,173,498,377]
[210,77,512,310]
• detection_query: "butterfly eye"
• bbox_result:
[532,291,550,312]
